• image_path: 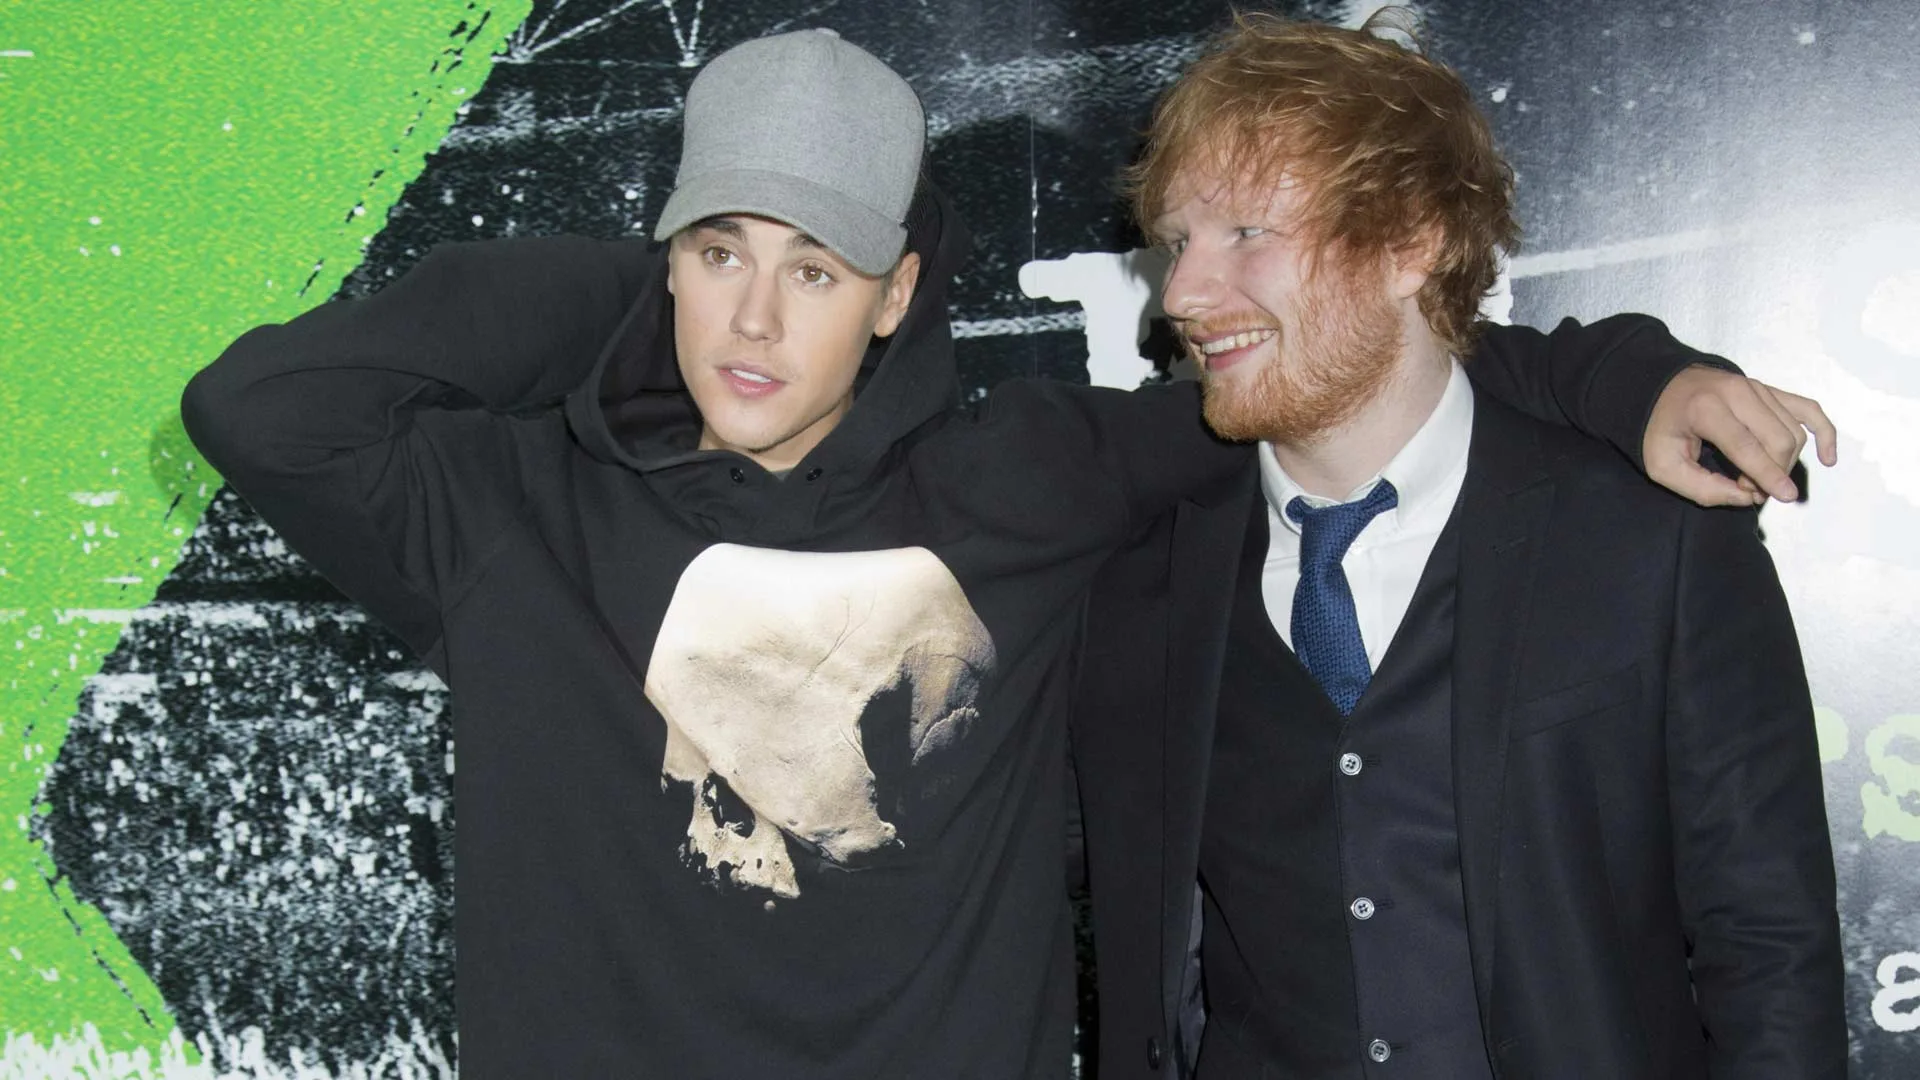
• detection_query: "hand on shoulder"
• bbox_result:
[1645,366,1837,507]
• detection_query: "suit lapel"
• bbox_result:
[1451,390,1555,1028]
[1160,464,1257,1023]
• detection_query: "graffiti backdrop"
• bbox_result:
[3,0,1917,1075]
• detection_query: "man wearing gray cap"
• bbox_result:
[182,27,1825,1078]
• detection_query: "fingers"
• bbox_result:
[1717,432,1793,503]
[1644,365,1839,507]
[1645,395,1766,507]
[1725,378,1806,495]
[1694,392,1798,503]
[1750,378,1809,462]
[1771,386,1839,467]
[1651,452,1764,508]
[1720,379,1842,501]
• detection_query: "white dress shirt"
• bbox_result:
[1258,361,1475,667]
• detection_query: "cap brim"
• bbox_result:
[653,169,907,277]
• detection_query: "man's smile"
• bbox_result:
[1187,327,1278,372]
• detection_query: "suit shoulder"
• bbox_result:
[1483,397,1687,526]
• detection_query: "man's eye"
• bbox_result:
[703,246,739,267]
[1163,238,1187,257]
[796,264,835,286]
[1235,227,1266,241]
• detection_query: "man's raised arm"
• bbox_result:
[1467,315,1835,507]
[181,236,655,662]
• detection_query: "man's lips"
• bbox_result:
[1187,327,1277,372]
[718,364,785,398]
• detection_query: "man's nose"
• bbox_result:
[730,270,782,342]
[1161,247,1223,324]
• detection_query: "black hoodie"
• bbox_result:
[182,187,1716,1078]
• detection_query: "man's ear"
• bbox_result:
[1389,226,1441,302]
[873,251,922,338]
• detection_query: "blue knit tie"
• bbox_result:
[1287,479,1399,715]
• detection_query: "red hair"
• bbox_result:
[1127,8,1518,354]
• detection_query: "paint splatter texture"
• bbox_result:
[1,0,527,1062]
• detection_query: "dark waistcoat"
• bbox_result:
[1195,500,1492,1079]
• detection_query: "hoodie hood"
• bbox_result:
[565,181,972,510]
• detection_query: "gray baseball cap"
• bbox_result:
[653,29,924,277]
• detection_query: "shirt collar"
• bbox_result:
[1259,359,1474,534]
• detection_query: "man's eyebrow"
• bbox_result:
[687,216,744,238]
[683,217,830,255]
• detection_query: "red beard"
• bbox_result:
[1194,262,1405,446]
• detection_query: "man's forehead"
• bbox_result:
[683,213,832,252]
[1157,164,1307,227]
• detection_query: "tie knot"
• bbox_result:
[1286,479,1399,569]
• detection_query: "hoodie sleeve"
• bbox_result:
[982,314,1734,537]
[180,235,655,664]
[1466,314,1739,474]
[976,378,1246,534]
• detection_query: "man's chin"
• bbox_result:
[1200,381,1331,446]
[699,416,787,458]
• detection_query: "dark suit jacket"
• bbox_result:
[1072,387,1846,1080]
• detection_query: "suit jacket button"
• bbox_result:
[1368,1038,1392,1062]
[1146,1036,1164,1069]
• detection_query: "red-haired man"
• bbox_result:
[1075,12,1846,1079]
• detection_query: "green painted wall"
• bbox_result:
[0,1,527,1064]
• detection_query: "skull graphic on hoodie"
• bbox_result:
[644,543,996,899]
